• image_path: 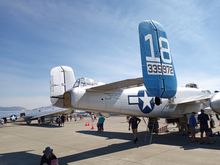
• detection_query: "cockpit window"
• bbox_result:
[185,83,198,88]
[73,77,100,88]
[73,79,80,88]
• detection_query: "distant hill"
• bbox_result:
[0,106,26,111]
[0,106,27,118]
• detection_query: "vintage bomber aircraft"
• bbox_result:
[2,106,73,125]
[49,20,220,123]
[18,106,73,125]
[0,106,72,125]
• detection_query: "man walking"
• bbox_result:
[129,116,141,143]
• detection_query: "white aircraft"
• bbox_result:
[49,20,220,124]
[0,107,25,123]
[0,114,18,124]
[1,106,73,125]
[19,106,73,125]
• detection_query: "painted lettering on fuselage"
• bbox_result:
[145,33,173,76]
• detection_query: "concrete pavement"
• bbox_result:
[1,116,220,165]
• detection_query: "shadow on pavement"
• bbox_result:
[57,130,220,164]
[76,130,220,150]
[59,140,140,164]
[0,150,40,165]
[15,122,60,128]
[2,131,220,165]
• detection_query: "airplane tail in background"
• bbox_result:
[139,20,177,98]
[50,66,75,106]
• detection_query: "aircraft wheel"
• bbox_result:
[26,120,31,125]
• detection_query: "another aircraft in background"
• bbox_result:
[0,107,25,124]
[19,106,73,125]
[49,20,220,127]
[1,106,73,125]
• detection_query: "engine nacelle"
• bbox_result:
[99,112,110,118]
[210,92,220,114]
[51,91,72,108]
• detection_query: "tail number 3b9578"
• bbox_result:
[145,34,174,76]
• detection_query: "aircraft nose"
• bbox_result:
[210,92,220,114]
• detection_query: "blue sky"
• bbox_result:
[1,0,220,108]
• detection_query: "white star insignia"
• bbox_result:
[11,115,17,121]
[139,91,150,110]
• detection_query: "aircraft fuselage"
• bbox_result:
[65,86,208,118]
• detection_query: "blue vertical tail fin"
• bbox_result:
[139,20,177,98]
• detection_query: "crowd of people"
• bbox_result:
[126,109,219,144]
[188,109,216,144]
[181,109,219,144]
[39,110,219,164]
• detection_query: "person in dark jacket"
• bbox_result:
[197,109,209,143]
[129,116,141,143]
[40,147,58,165]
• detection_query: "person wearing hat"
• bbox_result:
[40,146,58,165]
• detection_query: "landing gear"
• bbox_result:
[26,120,31,125]
[166,116,189,135]
[178,115,188,135]
[3,117,7,124]
[143,117,159,144]
[148,117,159,134]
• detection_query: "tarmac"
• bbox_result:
[1,116,220,165]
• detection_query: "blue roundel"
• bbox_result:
[138,90,155,114]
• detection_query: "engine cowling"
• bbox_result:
[210,92,220,114]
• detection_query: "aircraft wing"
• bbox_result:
[86,77,143,92]
[174,94,212,105]
[29,108,72,120]
[168,93,213,115]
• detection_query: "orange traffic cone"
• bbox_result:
[85,122,90,126]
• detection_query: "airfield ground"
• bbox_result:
[1,116,220,165]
